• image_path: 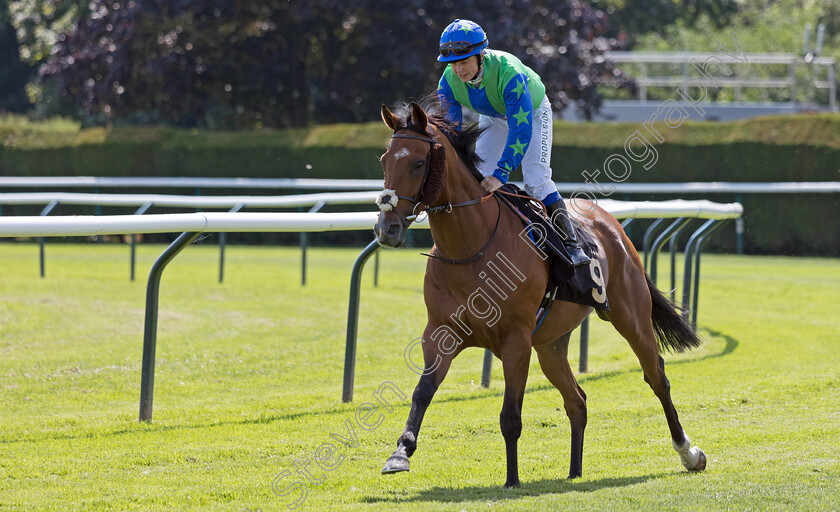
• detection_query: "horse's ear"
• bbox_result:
[410,102,428,133]
[381,104,401,131]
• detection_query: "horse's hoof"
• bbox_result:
[504,480,521,489]
[688,449,707,472]
[381,454,410,474]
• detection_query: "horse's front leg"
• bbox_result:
[381,349,453,474]
[499,342,532,488]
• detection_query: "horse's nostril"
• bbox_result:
[387,223,401,237]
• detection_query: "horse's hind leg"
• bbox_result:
[645,353,706,471]
[534,333,587,478]
[606,274,707,472]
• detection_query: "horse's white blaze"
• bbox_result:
[672,433,703,469]
[375,189,399,212]
[393,147,411,160]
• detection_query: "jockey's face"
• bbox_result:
[452,55,480,82]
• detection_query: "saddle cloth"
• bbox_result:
[496,184,609,312]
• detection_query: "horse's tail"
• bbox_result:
[646,274,702,353]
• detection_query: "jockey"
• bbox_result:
[436,19,590,267]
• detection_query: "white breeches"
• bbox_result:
[475,95,557,201]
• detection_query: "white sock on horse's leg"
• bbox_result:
[672,433,704,470]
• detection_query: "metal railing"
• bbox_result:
[2,182,835,261]
[605,51,837,109]
[340,199,744,401]
[0,190,379,281]
[0,209,387,422]
[3,176,839,193]
[0,198,743,416]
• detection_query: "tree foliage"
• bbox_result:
[5,0,86,116]
[41,0,633,128]
[590,0,741,45]
[0,0,33,112]
[8,0,82,64]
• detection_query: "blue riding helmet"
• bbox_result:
[437,19,488,62]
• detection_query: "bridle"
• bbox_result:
[384,132,438,225]
[379,130,501,264]
[379,131,494,227]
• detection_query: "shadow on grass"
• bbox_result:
[0,403,361,445]
[408,324,740,399]
[543,324,739,387]
[362,473,668,504]
[1,328,739,445]
[692,326,739,361]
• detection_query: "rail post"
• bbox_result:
[690,219,731,328]
[139,231,202,422]
[579,316,590,373]
[342,238,381,402]
[130,202,154,281]
[681,219,717,319]
[219,203,245,283]
[642,218,667,272]
[301,200,327,286]
[480,349,493,387]
[649,217,690,283]
[668,221,691,303]
[735,193,744,255]
[38,200,59,278]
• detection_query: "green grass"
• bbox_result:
[0,243,838,511]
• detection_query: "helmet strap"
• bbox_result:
[468,55,485,86]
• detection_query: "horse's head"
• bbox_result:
[374,102,446,248]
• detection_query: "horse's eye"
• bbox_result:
[414,159,425,169]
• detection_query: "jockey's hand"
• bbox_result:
[480,176,503,193]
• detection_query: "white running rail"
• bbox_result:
[0,199,743,237]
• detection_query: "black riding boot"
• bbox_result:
[546,200,591,267]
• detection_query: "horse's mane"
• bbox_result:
[391,94,485,183]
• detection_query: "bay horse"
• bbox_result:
[374,99,706,488]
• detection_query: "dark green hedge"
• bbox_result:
[1,117,838,255]
[550,143,840,255]
[0,145,387,179]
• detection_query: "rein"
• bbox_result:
[424,189,544,265]
[383,130,500,265]
[424,193,494,214]
[421,194,503,265]
[496,189,547,216]
[423,189,548,265]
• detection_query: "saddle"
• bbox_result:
[495,184,609,314]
